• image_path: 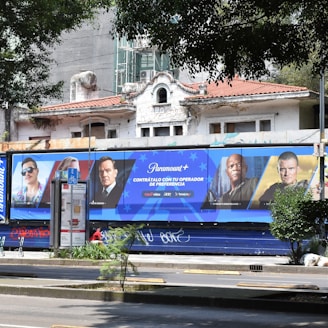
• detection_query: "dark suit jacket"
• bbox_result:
[94,184,123,208]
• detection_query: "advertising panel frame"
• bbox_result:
[8,145,318,225]
[0,155,7,224]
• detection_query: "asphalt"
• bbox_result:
[0,250,327,315]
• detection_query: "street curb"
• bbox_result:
[1,257,328,274]
[0,283,326,314]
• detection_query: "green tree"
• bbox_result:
[300,199,328,253]
[271,63,322,92]
[113,1,328,82]
[269,187,315,264]
[270,51,328,92]
[0,0,113,140]
[100,224,145,291]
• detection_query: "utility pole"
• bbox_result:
[319,70,326,245]
[319,71,325,201]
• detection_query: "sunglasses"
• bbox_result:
[21,167,37,176]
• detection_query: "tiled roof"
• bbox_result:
[186,76,309,99]
[40,77,310,112]
[41,95,123,111]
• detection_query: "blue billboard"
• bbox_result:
[0,156,6,223]
[10,145,318,223]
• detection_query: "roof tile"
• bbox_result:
[42,95,123,111]
[187,76,308,99]
[41,77,309,111]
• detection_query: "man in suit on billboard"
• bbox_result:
[93,156,123,208]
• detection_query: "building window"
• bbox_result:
[154,126,170,136]
[174,125,183,135]
[84,122,105,139]
[225,121,256,133]
[157,88,167,103]
[107,129,117,138]
[71,131,82,138]
[209,123,221,134]
[209,117,272,135]
[260,120,271,131]
[29,136,50,140]
[141,127,150,137]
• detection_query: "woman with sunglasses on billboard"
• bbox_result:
[12,157,45,207]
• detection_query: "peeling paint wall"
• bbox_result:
[133,74,194,137]
[0,137,95,152]
[0,130,321,154]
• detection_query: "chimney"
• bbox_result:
[199,83,207,95]
[70,71,98,102]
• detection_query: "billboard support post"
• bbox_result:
[68,168,78,258]
[50,179,61,256]
[70,184,73,258]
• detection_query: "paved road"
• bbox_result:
[0,263,327,292]
[0,251,327,325]
[1,294,328,328]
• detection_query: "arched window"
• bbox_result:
[84,122,105,139]
[157,88,167,103]
[80,117,109,139]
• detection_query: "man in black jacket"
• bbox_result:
[259,151,308,208]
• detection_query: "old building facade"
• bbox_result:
[7,71,323,152]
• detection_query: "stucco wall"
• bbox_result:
[17,120,51,140]
[188,98,300,135]
[17,114,136,141]
[134,75,192,129]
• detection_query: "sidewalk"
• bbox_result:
[2,250,290,263]
[0,250,327,273]
[0,251,327,314]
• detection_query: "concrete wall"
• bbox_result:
[0,128,322,153]
[94,129,321,150]
[48,10,116,105]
